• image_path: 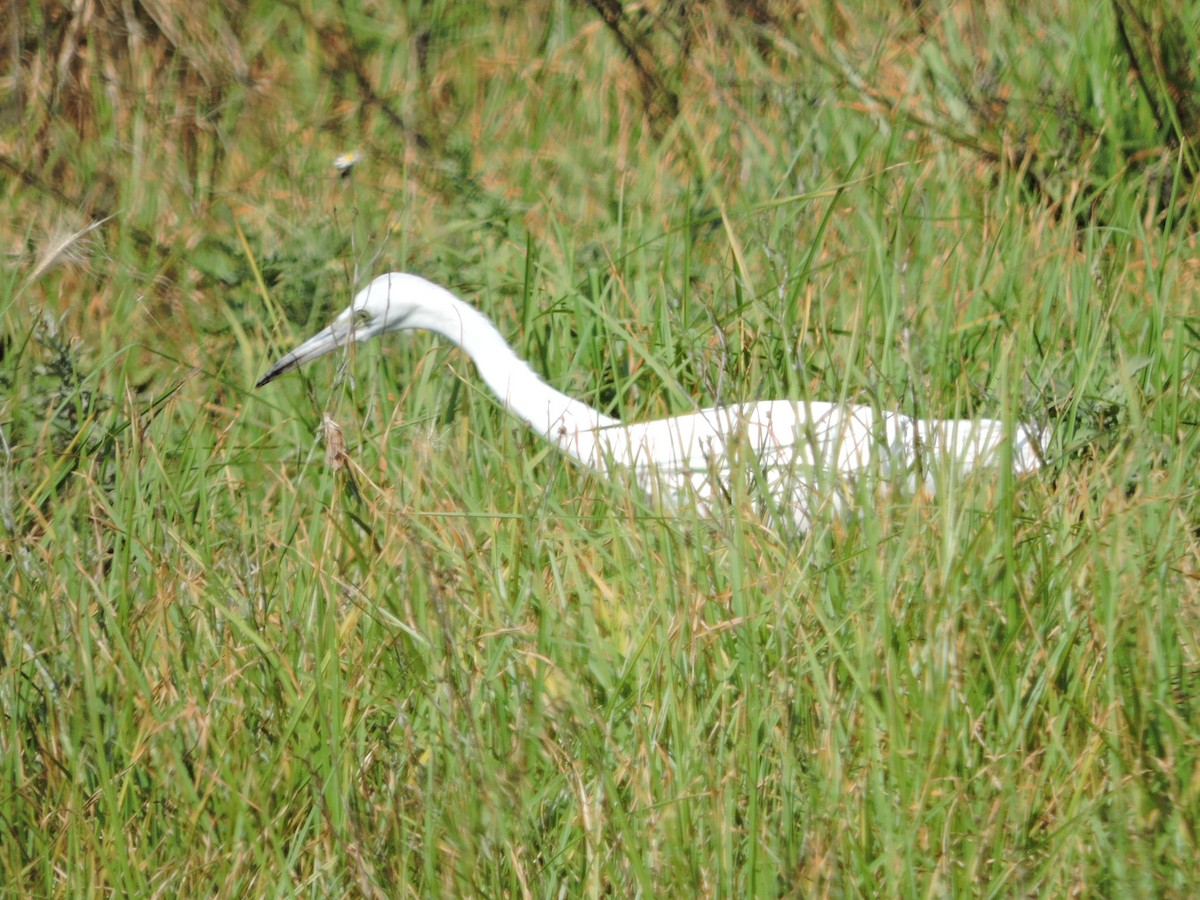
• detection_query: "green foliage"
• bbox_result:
[2,0,1199,895]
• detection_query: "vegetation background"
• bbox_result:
[2,0,1199,894]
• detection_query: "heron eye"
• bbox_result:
[352,309,372,326]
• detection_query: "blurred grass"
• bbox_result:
[2,0,1200,895]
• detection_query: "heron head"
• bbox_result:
[255,273,442,387]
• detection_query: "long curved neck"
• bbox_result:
[423,291,619,463]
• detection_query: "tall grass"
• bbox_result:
[2,0,1199,894]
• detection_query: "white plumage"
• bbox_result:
[258,272,1043,530]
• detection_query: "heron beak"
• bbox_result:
[256,322,349,387]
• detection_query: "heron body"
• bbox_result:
[257,272,1043,530]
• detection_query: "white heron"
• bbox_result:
[257,272,1044,531]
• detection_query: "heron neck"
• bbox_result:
[429,296,618,463]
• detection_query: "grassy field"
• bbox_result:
[3,0,1200,894]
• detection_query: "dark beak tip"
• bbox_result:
[256,351,302,387]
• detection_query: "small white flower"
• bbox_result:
[334,149,362,175]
